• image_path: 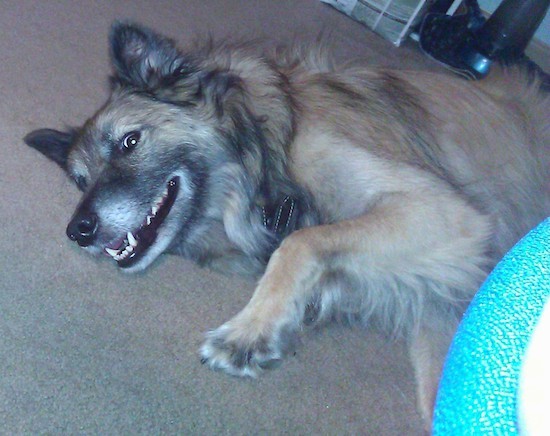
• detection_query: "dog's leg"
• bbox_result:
[200,230,325,375]
[200,192,489,424]
[409,305,461,432]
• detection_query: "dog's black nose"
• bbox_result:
[66,211,98,247]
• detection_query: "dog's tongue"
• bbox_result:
[104,237,125,253]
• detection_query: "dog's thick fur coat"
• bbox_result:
[25,23,549,428]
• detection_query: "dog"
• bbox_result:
[24,22,549,429]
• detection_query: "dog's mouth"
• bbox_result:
[103,176,180,268]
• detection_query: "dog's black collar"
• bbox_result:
[261,195,297,239]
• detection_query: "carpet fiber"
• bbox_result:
[0,1,442,433]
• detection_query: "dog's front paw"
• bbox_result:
[200,321,297,377]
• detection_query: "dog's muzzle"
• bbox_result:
[65,176,181,269]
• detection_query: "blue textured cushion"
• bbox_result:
[433,218,550,434]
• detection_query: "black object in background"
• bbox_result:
[420,0,550,80]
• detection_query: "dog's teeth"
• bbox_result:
[105,247,120,258]
[127,232,138,247]
[105,180,176,264]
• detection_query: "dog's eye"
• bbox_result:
[121,131,140,152]
[75,175,87,191]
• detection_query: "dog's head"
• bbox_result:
[24,22,259,272]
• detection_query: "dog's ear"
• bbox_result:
[24,128,76,170]
[109,21,183,89]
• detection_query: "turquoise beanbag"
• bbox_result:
[433,218,550,434]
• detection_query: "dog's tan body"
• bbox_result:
[202,65,549,426]
[25,24,549,429]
